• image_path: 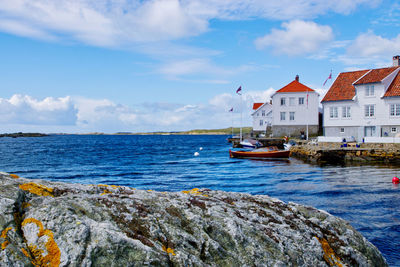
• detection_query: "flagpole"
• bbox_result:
[306,89,309,141]
[231,109,234,138]
[240,92,243,142]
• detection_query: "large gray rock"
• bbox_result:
[0,172,387,266]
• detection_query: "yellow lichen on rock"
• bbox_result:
[316,237,343,267]
[162,245,176,256]
[182,188,208,197]
[10,174,19,179]
[19,183,54,197]
[100,189,112,196]
[1,227,13,250]
[21,218,61,267]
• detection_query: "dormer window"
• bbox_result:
[365,85,374,96]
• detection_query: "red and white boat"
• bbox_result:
[229,146,290,159]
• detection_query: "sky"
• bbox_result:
[0,0,399,133]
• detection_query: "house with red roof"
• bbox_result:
[320,56,400,142]
[269,75,319,137]
[251,102,272,133]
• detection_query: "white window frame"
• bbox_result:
[289,97,295,106]
[280,112,286,121]
[340,128,345,133]
[342,106,351,118]
[289,112,295,121]
[365,85,375,97]
[390,104,400,116]
[262,110,265,116]
[298,97,304,105]
[392,127,397,133]
[364,105,375,117]
[259,120,263,126]
[329,107,338,118]
[280,98,286,106]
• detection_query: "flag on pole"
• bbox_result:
[323,71,332,86]
[229,107,233,112]
[236,86,242,95]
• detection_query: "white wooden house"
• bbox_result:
[270,76,319,137]
[251,102,272,133]
[320,56,400,142]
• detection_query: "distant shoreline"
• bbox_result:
[4,127,253,136]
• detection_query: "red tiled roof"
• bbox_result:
[354,67,399,85]
[253,103,263,110]
[321,70,369,102]
[384,72,400,97]
[276,80,315,93]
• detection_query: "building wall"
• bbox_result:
[272,125,318,137]
[252,104,272,132]
[271,92,319,126]
[322,84,400,140]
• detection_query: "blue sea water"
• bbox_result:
[1,134,399,265]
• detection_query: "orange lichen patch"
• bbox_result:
[162,245,176,256]
[110,185,120,189]
[10,174,19,179]
[19,183,54,197]
[22,218,61,267]
[182,188,208,197]
[22,202,32,209]
[147,189,154,192]
[316,237,343,267]
[1,227,13,250]
[100,189,112,196]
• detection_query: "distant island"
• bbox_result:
[122,127,253,135]
[0,132,48,138]
[1,128,253,136]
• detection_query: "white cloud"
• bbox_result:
[0,91,283,133]
[0,0,379,46]
[255,20,334,55]
[0,95,77,125]
[157,58,256,81]
[338,31,400,67]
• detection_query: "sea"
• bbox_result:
[1,134,399,265]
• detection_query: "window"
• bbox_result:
[289,97,295,106]
[289,112,295,121]
[342,106,351,118]
[257,112,259,116]
[280,112,286,121]
[340,128,345,133]
[365,85,375,96]
[365,105,375,117]
[329,107,338,118]
[390,104,400,116]
[299,97,304,105]
[280,98,286,106]
[262,110,265,116]
[259,120,263,126]
[392,127,397,133]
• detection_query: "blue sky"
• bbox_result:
[0,0,399,133]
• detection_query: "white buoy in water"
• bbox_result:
[194,152,200,156]
[199,147,203,151]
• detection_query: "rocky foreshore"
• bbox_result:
[0,173,387,266]
[290,144,400,164]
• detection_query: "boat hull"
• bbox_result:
[229,149,290,159]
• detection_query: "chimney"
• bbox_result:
[295,75,299,82]
[393,55,400,67]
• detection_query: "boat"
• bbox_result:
[239,138,262,148]
[229,146,290,159]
